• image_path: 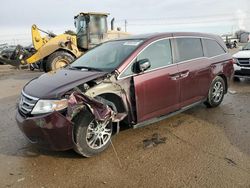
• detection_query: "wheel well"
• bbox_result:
[54,49,77,59]
[98,93,126,113]
[218,74,228,93]
[43,49,76,63]
[97,93,127,134]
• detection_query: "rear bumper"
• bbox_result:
[16,110,74,151]
[234,64,250,78]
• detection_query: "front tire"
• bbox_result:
[205,76,225,108]
[73,110,113,157]
[45,51,75,72]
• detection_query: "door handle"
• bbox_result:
[169,73,180,80]
[180,71,189,78]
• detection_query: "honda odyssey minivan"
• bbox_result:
[16,32,234,157]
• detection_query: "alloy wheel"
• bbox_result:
[86,120,112,150]
[212,81,224,103]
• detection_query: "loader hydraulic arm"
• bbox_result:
[31,24,49,50]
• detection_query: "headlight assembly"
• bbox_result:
[31,99,68,115]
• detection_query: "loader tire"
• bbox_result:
[45,51,75,72]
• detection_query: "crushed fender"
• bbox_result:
[67,91,113,121]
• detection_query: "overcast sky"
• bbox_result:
[0,0,249,45]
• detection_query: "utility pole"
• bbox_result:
[125,20,127,32]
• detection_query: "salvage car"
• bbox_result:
[16,32,234,157]
[233,42,250,80]
[0,45,16,65]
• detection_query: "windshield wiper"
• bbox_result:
[68,65,103,72]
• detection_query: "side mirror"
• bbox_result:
[134,59,151,73]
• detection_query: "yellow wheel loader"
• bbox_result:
[0,12,130,72]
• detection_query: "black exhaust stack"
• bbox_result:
[111,18,115,30]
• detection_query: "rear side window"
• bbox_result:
[203,39,226,57]
[175,38,203,62]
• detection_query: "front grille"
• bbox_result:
[18,91,39,115]
[237,58,250,66]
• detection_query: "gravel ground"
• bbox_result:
[0,64,249,188]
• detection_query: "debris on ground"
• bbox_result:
[143,133,167,149]
[224,157,237,166]
[228,90,237,94]
[223,112,235,116]
[17,177,25,182]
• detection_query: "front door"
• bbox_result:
[133,39,180,122]
[134,66,180,122]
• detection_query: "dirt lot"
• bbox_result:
[0,65,250,188]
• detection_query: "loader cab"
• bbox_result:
[74,12,109,50]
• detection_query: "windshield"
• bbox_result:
[70,40,143,72]
[89,15,107,34]
[242,43,250,50]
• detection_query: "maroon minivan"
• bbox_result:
[16,32,234,157]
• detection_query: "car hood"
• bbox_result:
[23,69,107,99]
[233,50,250,58]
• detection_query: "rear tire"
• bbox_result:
[73,110,113,157]
[45,51,75,72]
[205,76,225,108]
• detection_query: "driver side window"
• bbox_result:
[120,39,172,78]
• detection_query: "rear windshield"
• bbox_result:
[71,40,143,72]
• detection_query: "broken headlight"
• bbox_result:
[31,99,68,115]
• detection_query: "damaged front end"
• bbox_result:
[16,73,129,151]
[66,77,129,135]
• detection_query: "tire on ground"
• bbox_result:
[205,76,226,108]
[73,110,113,157]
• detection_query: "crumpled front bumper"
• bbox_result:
[16,110,74,151]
